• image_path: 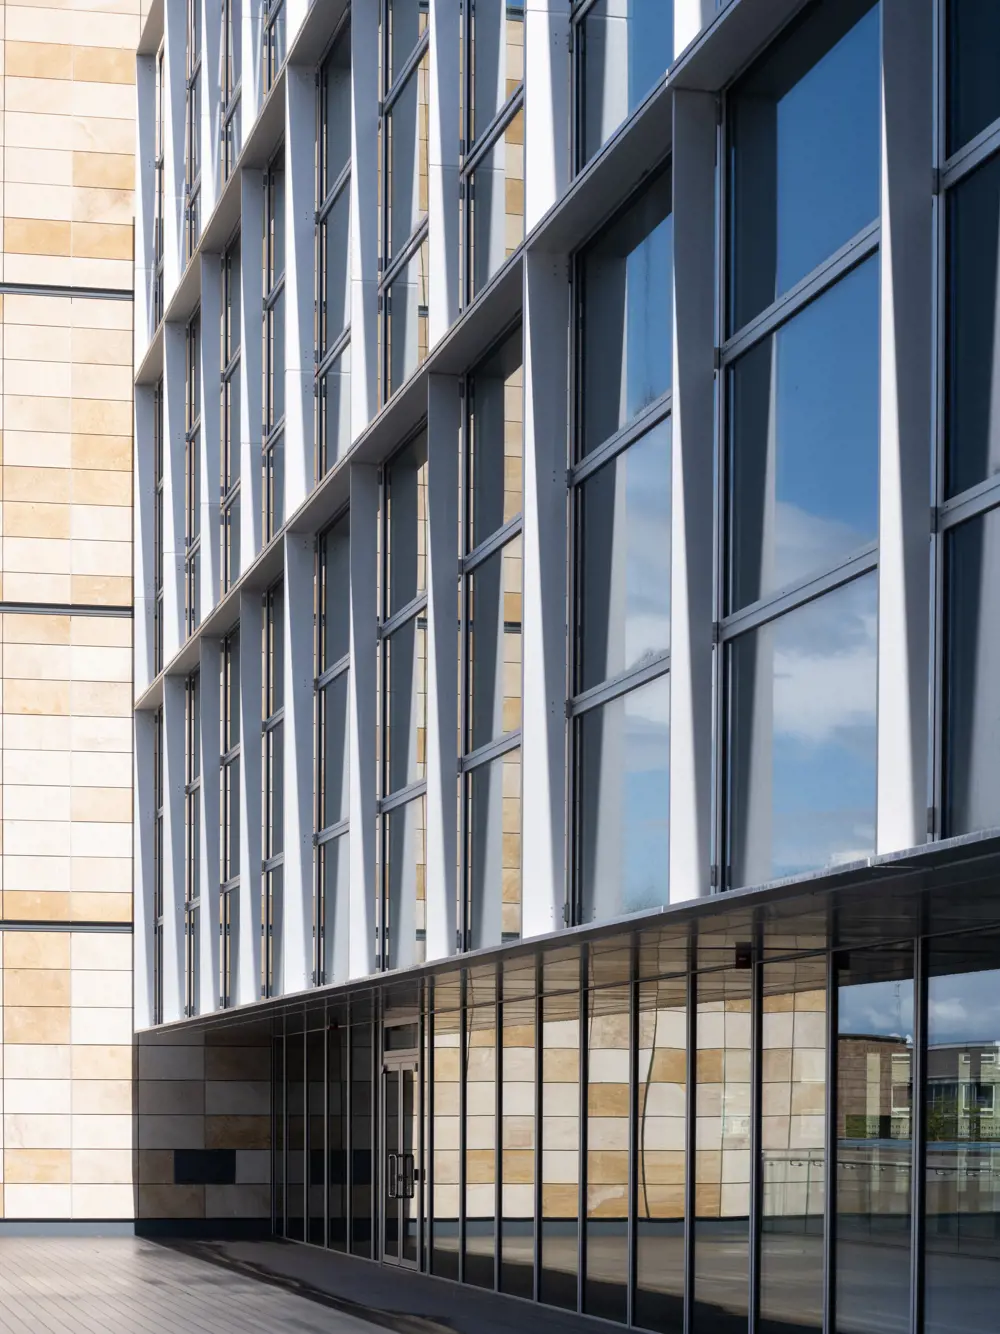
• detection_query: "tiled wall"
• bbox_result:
[0,0,139,1222]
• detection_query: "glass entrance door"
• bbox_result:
[382,1060,419,1267]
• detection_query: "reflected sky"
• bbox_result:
[580,0,674,164]
[840,979,914,1043]
[928,968,1000,1046]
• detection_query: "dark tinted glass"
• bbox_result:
[727,574,877,889]
[581,170,673,455]
[464,1005,497,1289]
[945,152,1000,499]
[350,1022,374,1256]
[386,794,426,971]
[540,990,580,1309]
[468,537,522,750]
[579,0,674,166]
[947,0,1000,157]
[728,0,880,332]
[385,615,427,792]
[924,930,1000,1334]
[579,417,671,692]
[944,511,1000,836]
[584,985,630,1323]
[835,947,914,1334]
[322,186,350,351]
[578,672,670,922]
[273,1037,285,1228]
[468,330,523,550]
[320,516,350,669]
[307,1030,325,1245]
[320,672,349,828]
[728,258,879,612]
[286,1033,306,1241]
[468,747,522,949]
[386,432,428,612]
[320,347,351,475]
[328,1025,348,1250]
[322,28,351,190]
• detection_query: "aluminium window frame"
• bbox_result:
[378,1,431,404]
[154,41,166,327]
[185,0,203,261]
[263,149,287,544]
[153,706,165,1026]
[458,1,526,309]
[222,0,243,178]
[315,16,353,481]
[713,75,883,893]
[184,309,202,638]
[220,627,241,1008]
[221,232,242,594]
[153,378,165,674]
[262,579,285,997]
[566,172,674,928]
[184,670,202,1017]
[263,0,287,94]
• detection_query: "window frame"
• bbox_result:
[153,706,165,1026]
[222,233,242,593]
[220,628,241,1009]
[263,150,286,544]
[153,378,165,674]
[184,671,202,1017]
[185,309,202,638]
[263,0,286,93]
[185,0,202,260]
[262,580,285,997]
[222,0,243,177]
[154,41,166,326]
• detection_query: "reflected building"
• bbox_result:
[133,1,1000,1332]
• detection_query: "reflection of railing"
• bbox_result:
[762,1151,825,1229]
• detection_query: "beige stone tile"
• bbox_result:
[4,1113,71,1149]
[68,679,131,716]
[3,613,72,645]
[71,787,131,822]
[2,501,71,539]
[4,1045,71,1080]
[71,1005,131,1043]
[70,931,131,970]
[5,715,72,749]
[71,538,132,577]
[2,572,73,602]
[5,217,71,256]
[71,857,132,894]
[72,45,134,83]
[71,967,131,1008]
[69,890,132,922]
[5,785,72,822]
[71,1044,131,1080]
[4,1005,71,1044]
[7,146,74,187]
[71,572,131,604]
[3,1183,72,1217]
[72,468,131,505]
[4,820,72,858]
[72,1182,135,1217]
[69,615,132,648]
[4,1079,72,1115]
[3,465,71,502]
[72,220,132,261]
[71,1113,132,1149]
[2,891,71,921]
[70,714,131,751]
[71,429,130,469]
[71,820,131,857]
[3,932,71,969]
[4,41,73,80]
[138,1183,204,1220]
[4,1148,72,1184]
[71,150,132,191]
[72,1079,132,1115]
[2,966,71,1008]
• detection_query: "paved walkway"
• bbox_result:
[0,1236,390,1334]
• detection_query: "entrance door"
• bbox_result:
[382,1060,419,1267]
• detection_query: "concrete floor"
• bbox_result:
[0,1236,390,1334]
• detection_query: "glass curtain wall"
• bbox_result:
[316,513,351,985]
[154,42,165,323]
[220,629,240,1007]
[378,432,429,971]
[185,310,202,636]
[723,0,881,890]
[460,332,523,951]
[185,0,201,257]
[153,379,164,672]
[263,0,286,92]
[379,0,430,400]
[317,23,352,477]
[941,1,1000,837]
[262,581,285,997]
[221,236,241,592]
[574,0,675,170]
[184,671,201,1016]
[571,167,673,925]
[222,0,242,175]
[460,0,525,304]
[264,152,286,541]
[153,706,164,1024]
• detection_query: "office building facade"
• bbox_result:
[133,0,1000,1330]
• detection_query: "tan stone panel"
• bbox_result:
[4,679,70,715]
[2,891,72,921]
[72,45,134,84]
[69,891,131,922]
[5,395,71,433]
[4,1006,71,1044]
[71,573,131,604]
[2,573,72,602]
[3,932,70,968]
[3,614,71,644]
[4,41,74,79]
[72,470,131,505]
[72,221,131,260]
[2,466,72,503]
[71,1149,132,1184]
[71,429,130,467]
[72,151,132,191]
[4,1149,71,1184]
[71,1045,131,1080]
[4,323,72,363]
[7,147,74,188]
[137,1150,174,1185]
[5,217,70,256]
[4,1045,72,1080]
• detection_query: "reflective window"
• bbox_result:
[726,573,878,888]
[468,107,525,298]
[385,615,427,792]
[467,538,522,751]
[944,510,1000,836]
[286,1033,306,1240]
[945,152,1000,501]
[728,0,880,333]
[580,169,673,456]
[263,0,285,90]
[307,1029,325,1244]
[351,1022,375,1256]
[264,155,286,540]
[500,989,535,1298]
[947,0,1000,157]
[467,334,523,549]
[584,984,630,1323]
[153,380,164,672]
[220,630,240,1009]
[222,0,241,174]
[635,975,686,1333]
[328,1025,348,1250]
[432,1004,462,1278]
[465,1003,497,1288]
[222,238,241,593]
[540,991,580,1309]
[262,581,284,998]
[727,258,879,613]
[386,431,428,614]
[577,672,670,923]
[467,0,523,143]
[577,0,674,168]
[467,749,522,950]
[385,237,429,397]
[184,671,201,1017]
[693,967,751,1331]
[185,310,201,636]
[317,515,351,984]
[384,793,426,971]
[760,956,827,1334]
[924,930,1000,1334]
[273,1036,285,1227]
[185,0,202,257]
[317,24,353,477]
[835,947,914,1334]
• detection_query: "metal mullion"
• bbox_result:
[569,651,671,719]
[315,817,349,848]
[683,947,696,1334]
[929,0,946,847]
[570,391,673,486]
[721,220,881,365]
[223,349,241,383]
[461,514,523,574]
[262,851,284,874]
[458,969,468,1284]
[460,728,521,777]
[749,943,763,1334]
[379,216,430,295]
[345,997,354,1254]
[718,546,879,643]
[578,947,588,1315]
[316,326,352,381]
[462,84,525,178]
[823,948,838,1334]
[264,273,286,313]
[378,778,428,817]
[937,471,1000,531]
[910,934,927,1334]
[320,160,352,222]
[627,940,638,1328]
[262,705,285,734]
[570,0,600,24]
[532,954,543,1301]
[316,652,350,692]
[379,590,428,640]
[940,114,1000,192]
[494,967,502,1293]
[384,28,430,114]
[426,981,435,1273]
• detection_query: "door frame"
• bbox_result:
[380,1048,421,1269]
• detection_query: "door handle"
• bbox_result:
[387,1151,398,1199]
[402,1153,415,1199]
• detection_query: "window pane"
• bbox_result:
[323,28,352,190]
[925,930,1000,1334]
[501,991,535,1299]
[578,672,669,923]
[470,0,524,142]
[386,237,429,396]
[432,1005,461,1279]
[387,51,429,259]
[386,793,426,971]
[319,345,352,476]
[307,1029,325,1245]
[727,574,877,889]
[319,834,349,986]
[584,984,630,1324]
[944,511,1000,836]
[468,331,522,549]
[635,974,686,1334]
[320,672,350,829]
[468,747,521,950]
[465,1004,497,1289]
[321,186,351,353]
[693,967,751,1332]
[469,108,524,299]
[286,1033,305,1241]
[266,723,284,856]
[540,991,579,1310]
[728,0,880,333]
[728,258,879,613]
[351,1021,374,1257]
[759,956,827,1334]
[268,287,285,427]
[835,947,914,1334]
[320,515,350,669]
[468,536,522,751]
[580,417,671,692]
[945,152,1000,500]
[581,170,672,455]
[386,431,428,612]
[385,615,427,793]
[579,0,674,165]
[273,1037,285,1230]
[947,0,1000,157]
[328,1025,348,1251]
[389,0,427,85]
